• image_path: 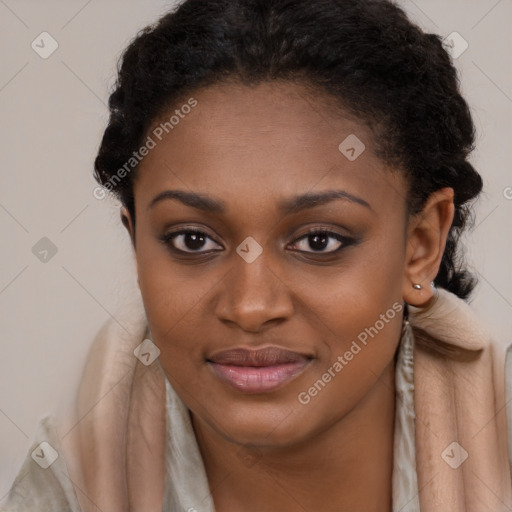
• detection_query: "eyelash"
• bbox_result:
[158,226,354,257]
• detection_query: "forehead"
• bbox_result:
[134,81,406,216]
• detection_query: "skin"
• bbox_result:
[121,81,454,512]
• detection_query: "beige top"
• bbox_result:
[1,322,419,511]
[2,289,512,511]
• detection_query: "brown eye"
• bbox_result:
[161,229,222,254]
[290,230,351,254]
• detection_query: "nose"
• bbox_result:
[214,249,294,333]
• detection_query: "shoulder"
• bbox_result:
[0,415,81,512]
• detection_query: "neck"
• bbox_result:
[191,360,396,512]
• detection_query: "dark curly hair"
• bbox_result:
[93,0,483,300]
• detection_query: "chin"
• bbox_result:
[204,400,313,448]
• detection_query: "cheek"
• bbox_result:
[287,231,405,413]
[289,282,404,443]
[292,224,405,342]
[134,232,214,362]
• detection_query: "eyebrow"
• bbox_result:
[147,189,372,214]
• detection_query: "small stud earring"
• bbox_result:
[412,283,423,290]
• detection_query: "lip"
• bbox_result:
[206,346,313,394]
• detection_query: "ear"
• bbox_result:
[120,206,136,248]
[402,187,455,307]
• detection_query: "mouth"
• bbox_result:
[206,346,313,394]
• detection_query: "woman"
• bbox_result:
[2,0,511,510]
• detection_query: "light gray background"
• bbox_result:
[1,0,511,499]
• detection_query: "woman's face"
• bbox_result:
[127,81,410,447]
